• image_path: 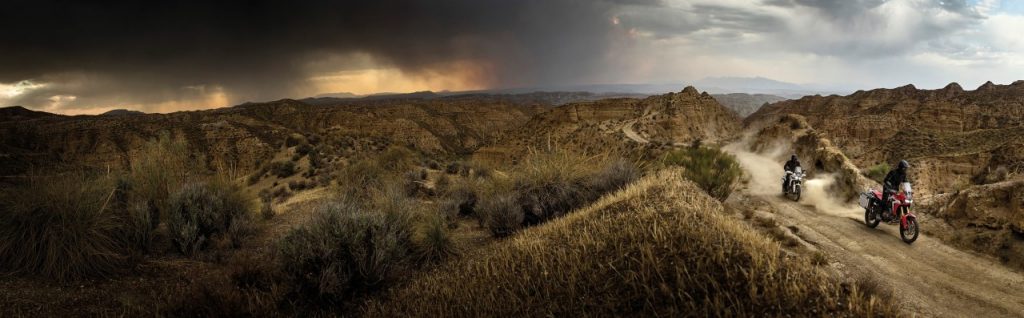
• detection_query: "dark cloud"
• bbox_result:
[0,0,659,111]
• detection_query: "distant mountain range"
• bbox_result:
[692,77,852,99]
[100,109,146,116]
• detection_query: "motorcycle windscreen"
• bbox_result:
[794,166,802,174]
[902,182,913,200]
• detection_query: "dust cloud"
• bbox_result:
[724,141,861,218]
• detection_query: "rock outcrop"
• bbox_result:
[921,178,1024,269]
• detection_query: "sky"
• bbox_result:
[1,0,1022,114]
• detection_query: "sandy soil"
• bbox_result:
[727,142,1024,318]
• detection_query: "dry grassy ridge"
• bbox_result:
[364,168,900,317]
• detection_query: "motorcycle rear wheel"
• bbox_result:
[901,217,919,244]
[864,208,880,228]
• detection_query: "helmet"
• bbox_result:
[791,154,798,161]
[897,160,909,171]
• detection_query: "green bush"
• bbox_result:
[167,180,254,256]
[277,199,411,304]
[0,174,150,281]
[864,163,890,184]
[662,147,741,201]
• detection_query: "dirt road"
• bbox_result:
[621,120,649,144]
[725,143,1024,318]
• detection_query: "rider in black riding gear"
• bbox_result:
[783,154,801,192]
[882,160,910,217]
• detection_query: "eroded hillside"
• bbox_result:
[0,96,548,176]
[476,86,742,164]
[747,81,1024,195]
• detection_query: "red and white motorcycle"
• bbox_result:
[859,182,919,244]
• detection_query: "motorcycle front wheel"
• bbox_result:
[864,208,880,228]
[792,185,801,201]
[901,217,919,244]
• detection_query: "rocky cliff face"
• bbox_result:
[0,96,547,176]
[476,86,742,164]
[746,81,1024,195]
[920,178,1024,269]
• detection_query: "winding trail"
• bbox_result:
[725,143,1024,318]
[622,120,649,144]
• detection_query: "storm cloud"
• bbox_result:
[1,0,1021,113]
[0,0,658,112]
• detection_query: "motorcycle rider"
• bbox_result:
[882,160,910,220]
[783,154,801,192]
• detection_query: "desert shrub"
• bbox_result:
[308,150,323,169]
[295,143,314,156]
[335,159,389,199]
[413,211,459,263]
[270,161,297,178]
[402,169,430,197]
[434,173,451,193]
[247,170,263,185]
[478,193,523,237]
[285,133,306,147]
[130,131,198,221]
[588,158,641,194]
[288,179,311,191]
[0,174,151,281]
[273,187,293,203]
[377,146,417,172]
[335,149,418,199]
[166,180,254,256]
[445,162,463,175]
[662,147,741,201]
[463,161,493,179]
[864,163,890,184]
[435,199,461,229]
[277,199,411,304]
[123,200,158,255]
[443,179,479,217]
[260,195,275,220]
[427,160,441,170]
[512,151,637,224]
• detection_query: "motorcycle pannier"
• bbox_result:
[858,192,870,209]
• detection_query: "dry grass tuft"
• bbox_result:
[0,174,154,281]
